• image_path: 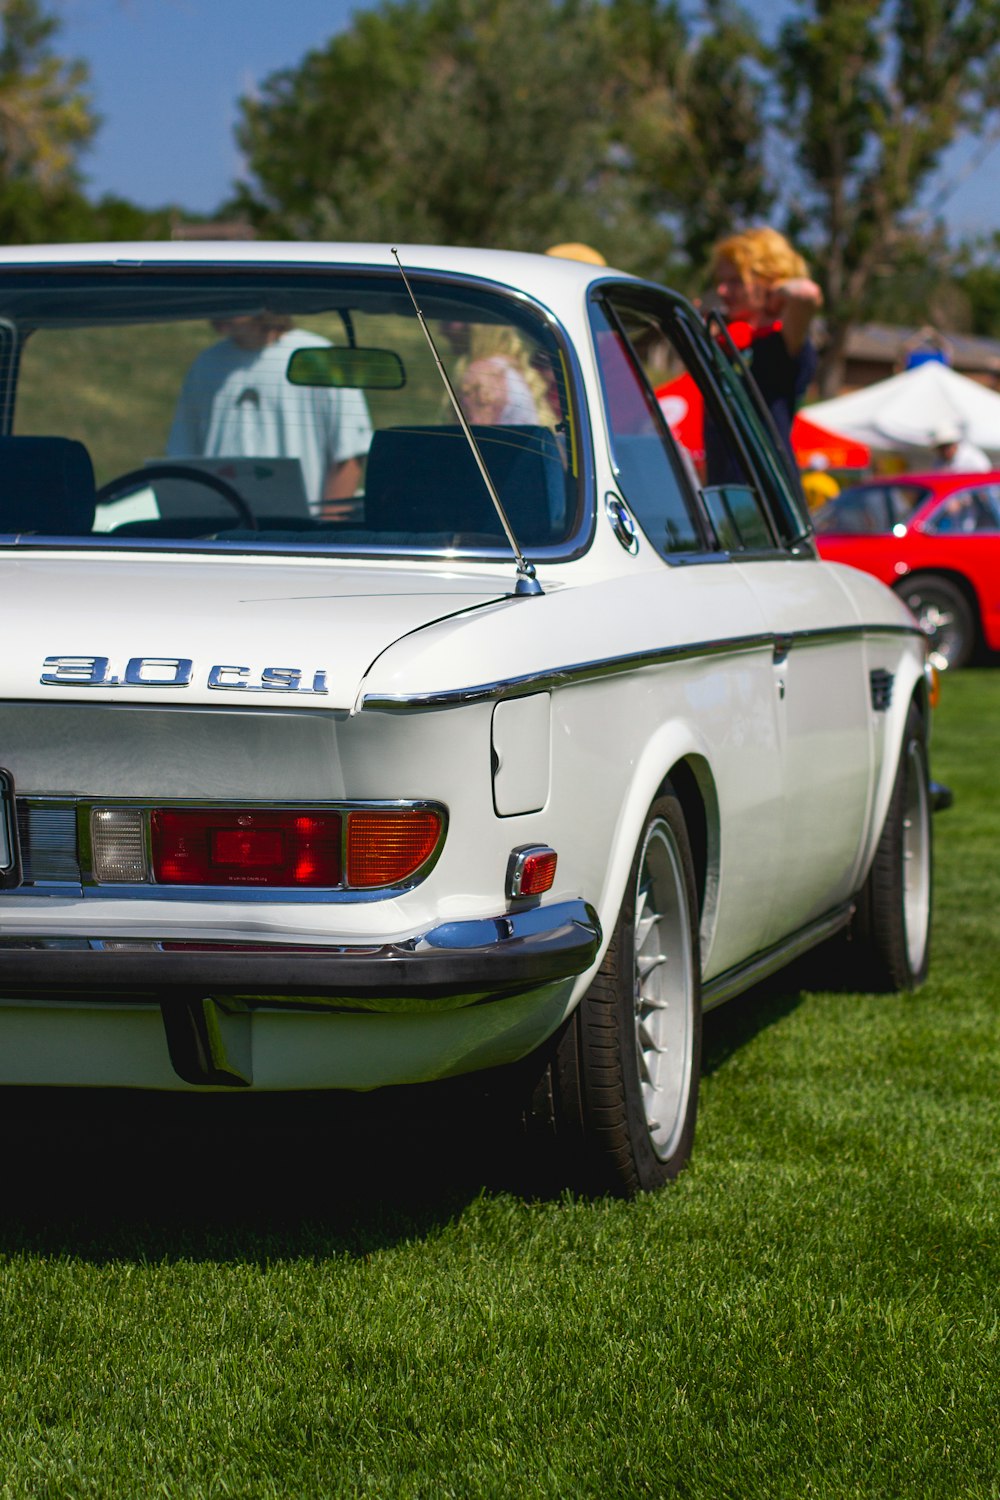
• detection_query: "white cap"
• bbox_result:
[929,420,962,445]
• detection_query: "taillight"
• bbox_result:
[346,809,442,888]
[151,809,342,887]
[93,803,445,890]
[93,810,446,888]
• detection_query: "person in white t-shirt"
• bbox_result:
[167,313,373,516]
[928,420,992,474]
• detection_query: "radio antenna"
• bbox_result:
[391,247,542,597]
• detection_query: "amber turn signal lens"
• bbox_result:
[345,809,442,888]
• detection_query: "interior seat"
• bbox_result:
[0,436,96,536]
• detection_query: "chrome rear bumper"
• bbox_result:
[0,899,601,1008]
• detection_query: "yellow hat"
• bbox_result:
[545,242,607,266]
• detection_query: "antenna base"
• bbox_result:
[514,572,543,597]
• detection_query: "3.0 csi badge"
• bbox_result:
[40,656,329,695]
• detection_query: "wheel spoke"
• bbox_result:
[635,910,658,950]
[637,1019,662,1054]
[629,815,696,1165]
[637,951,667,982]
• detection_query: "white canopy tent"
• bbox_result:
[805,361,1000,461]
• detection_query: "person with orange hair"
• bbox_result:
[709,226,823,459]
[544,242,607,266]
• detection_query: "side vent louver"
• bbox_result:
[870,668,894,713]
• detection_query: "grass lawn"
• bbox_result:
[0,672,997,1498]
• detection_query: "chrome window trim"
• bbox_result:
[360,622,924,712]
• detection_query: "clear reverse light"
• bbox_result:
[91,807,148,883]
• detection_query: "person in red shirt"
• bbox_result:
[710,226,823,455]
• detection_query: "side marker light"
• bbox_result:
[507,845,557,899]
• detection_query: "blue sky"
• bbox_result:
[62,0,1000,237]
[63,0,359,212]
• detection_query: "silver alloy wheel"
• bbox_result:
[632,817,696,1162]
[902,739,932,975]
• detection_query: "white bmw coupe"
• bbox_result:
[0,242,938,1195]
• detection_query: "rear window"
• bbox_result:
[814,483,928,535]
[0,268,583,557]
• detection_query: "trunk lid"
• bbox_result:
[1,551,509,711]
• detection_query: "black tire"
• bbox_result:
[850,700,932,991]
[894,573,975,670]
[528,791,702,1196]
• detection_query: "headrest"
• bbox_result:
[0,436,96,536]
[364,425,567,546]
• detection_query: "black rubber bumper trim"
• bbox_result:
[0,900,602,1004]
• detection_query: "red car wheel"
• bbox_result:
[894,573,976,670]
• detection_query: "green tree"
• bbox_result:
[776,0,1000,393]
[953,232,1000,337]
[233,0,776,281]
[233,0,621,251]
[0,0,104,244]
[603,0,772,277]
[0,0,94,187]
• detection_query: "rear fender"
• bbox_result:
[581,720,719,988]
[857,653,928,882]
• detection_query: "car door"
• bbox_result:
[590,291,787,975]
[598,287,874,951]
[691,306,875,941]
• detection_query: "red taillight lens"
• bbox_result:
[346,809,442,888]
[151,809,342,887]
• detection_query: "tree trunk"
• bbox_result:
[817,320,850,398]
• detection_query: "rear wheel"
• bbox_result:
[530,791,701,1196]
[894,573,975,670]
[850,701,932,991]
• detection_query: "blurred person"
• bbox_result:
[800,452,840,511]
[460,354,539,425]
[709,226,823,458]
[168,312,373,517]
[544,242,607,266]
[928,420,991,473]
[900,326,953,371]
[444,322,556,430]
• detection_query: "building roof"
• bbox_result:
[845,322,1000,377]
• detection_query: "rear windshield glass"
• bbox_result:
[0,268,582,556]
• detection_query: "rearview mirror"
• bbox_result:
[286,346,406,390]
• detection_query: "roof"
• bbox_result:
[0,240,633,309]
[846,322,1000,377]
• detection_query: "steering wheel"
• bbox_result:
[95,463,258,530]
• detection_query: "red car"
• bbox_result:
[814,470,1000,669]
